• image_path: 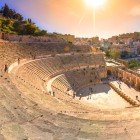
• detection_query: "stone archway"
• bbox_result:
[107,70,112,76]
[1,33,4,39]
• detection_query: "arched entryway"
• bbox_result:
[1,33,4,39]
[107,70,112,76]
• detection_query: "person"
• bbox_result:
[89,92,92,99]
[119,83,121,89]
[49,91,51,95]
[124,128,128,134]
[73,92,76,99]
[30,52,32,57]
[136,96,140,102]
[4,64,8,73]
[79,93,82,100]
[33,54,36,60]
[18,58,20,65]
[53,92,55,97]
[89,87,91,91]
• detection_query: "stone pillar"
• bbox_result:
[122,71,125,82]
[135,76,139,89]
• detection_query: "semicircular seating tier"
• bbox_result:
[10,53,107,112]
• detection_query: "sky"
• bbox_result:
[1,0,140,38]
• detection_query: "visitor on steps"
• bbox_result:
[4,64,8,73]
[18,58,20,65]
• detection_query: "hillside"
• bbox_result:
[0,4,47,36]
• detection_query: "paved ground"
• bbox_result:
[77,83,130,109]
[111,80,140,104]
[1,58,140,139]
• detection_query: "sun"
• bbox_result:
[85,0,105,8]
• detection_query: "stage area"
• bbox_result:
[77,83,131,109]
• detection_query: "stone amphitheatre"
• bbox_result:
[0,36,140,140]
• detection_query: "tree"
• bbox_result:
[13,21,22,33]
[121,51,128,58]
[128,60,140,69]
[105,49,120,59]
[2,4,10,18]
[105,50,111,58]
[36,30,47,36]
[1,4,23,21]
[25,24,37,35]
[13,13,23,21]
[2,19,11,27]
[0,4,48,36]
[110,51,120,60]
[27,18,32,24]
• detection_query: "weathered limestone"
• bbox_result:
[117,68,140,90]
[2,33,64,43]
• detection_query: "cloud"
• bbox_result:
[130,5,140,16]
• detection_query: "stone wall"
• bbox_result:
[117,68,140,89]
[117,59,128,67]
[107,64,140,90]
[2,33,64,43]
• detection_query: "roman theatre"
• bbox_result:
[0,39,140,140]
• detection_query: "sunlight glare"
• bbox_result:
[85,0,105,8]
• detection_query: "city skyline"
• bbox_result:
[1,0,140,38]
